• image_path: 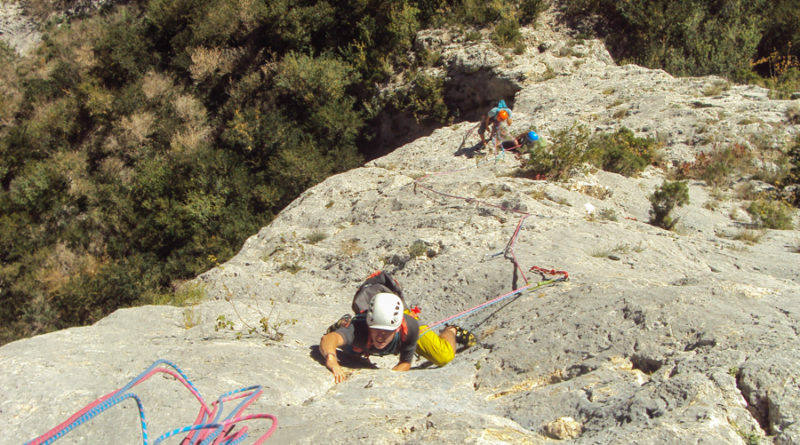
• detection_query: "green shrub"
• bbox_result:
[92,8,155,87]
[7,161,69,223]
[649,181,690,230]
[457,0,507,25]
[392,70,448,124]
[587,127,658,177]
[4,0,562,346]
[518,124,591,181]
[746,199,795,229]
[408,240,428,258]
[491,18,522,48]
[518,126,657,180]
[519,0,549,24]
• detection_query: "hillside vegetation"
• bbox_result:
[0,0,798,345]
[0,0,549,344]
[561,0,800,97]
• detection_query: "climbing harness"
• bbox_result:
[25,359,277,445]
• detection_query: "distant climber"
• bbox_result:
[501,130,548,151]
[318,273,475,383]
[478,99,513,150]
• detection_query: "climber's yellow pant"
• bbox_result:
[415,325,455,367]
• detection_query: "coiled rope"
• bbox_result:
[25,359,277,445]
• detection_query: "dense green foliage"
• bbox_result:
[562,0,800,91]
[1,0,546,344]
[517,125,659,180]
[585,127,659,177]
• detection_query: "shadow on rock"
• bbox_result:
[308,345,378,369]
[454,141,485,159]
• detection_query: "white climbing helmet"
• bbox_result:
[367,293,404,330]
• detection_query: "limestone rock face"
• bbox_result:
[2,18,800,445]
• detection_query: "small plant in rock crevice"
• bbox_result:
[408,240,428,258]
[649,181,690,230]
[216,296,297,343]
[702,80,730,96]
[279,263,303,274]
[305,231,328,245]
[731,229,766,245]
[597,208,618,221]
[735,426,761,445]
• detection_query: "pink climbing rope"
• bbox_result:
[26,359,277,445]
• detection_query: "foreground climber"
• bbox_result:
[319,292,475,383]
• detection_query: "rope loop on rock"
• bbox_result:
[25,359,277,445]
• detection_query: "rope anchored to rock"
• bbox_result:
[414,128,569,334]
[25,359,277,445]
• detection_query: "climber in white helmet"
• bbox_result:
[318,291,475,383]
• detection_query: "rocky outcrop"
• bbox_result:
[0,0,120,56]
[2,20,799,445]
[0,2,40,56]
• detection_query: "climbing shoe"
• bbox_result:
[447,324,476,348]
[326,314,352,334]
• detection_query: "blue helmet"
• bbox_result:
[526,131,539,142]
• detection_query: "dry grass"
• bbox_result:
[702,80,730,96]
[732,229,765,245]
[477,184,508,198]
[339,238,363,258]
[488,370,565,400]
